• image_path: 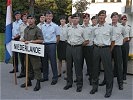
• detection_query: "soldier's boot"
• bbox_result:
[20,79,32,88]
[34,80,41,91]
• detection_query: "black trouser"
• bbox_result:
[19,53,25,75]
[83,45,93,80]
[66,44,83,87]
[92,46,113,93]
[112,46,123,85]
[122,42,129,78]
[13,52,18,71]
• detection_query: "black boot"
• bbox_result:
[34,80,41,91]
[20,79,32,88]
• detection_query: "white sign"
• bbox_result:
[11,41,44,57]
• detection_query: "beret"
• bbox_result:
[98,10,106,16]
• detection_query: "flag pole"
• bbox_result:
[25,54,28,90]
[13,52,17,85]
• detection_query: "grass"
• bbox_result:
[0,33,5,62]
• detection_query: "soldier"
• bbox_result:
[37,13,45,29]
[121,15,132,80]
[63,13,89,92]
[17,13,28,78]
[90,10,115,98]
[37,13,45,72]
[99,12,128,90]
[67,15,72,27]
[10,11,23,73]
[20,14,43,91]
[91,16,97,27]
[81,13,93,85]
[41,10,60,85]
[57,16,67,78]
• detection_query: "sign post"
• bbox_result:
[11,40,44,90]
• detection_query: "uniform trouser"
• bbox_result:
[112,46,123,85]
[42,43,58,81]
[13,52,18,71]
[19,53,25,75]
[66,44,83,87]
[83,46,93,80]
[28,55,42,80]
[121,42,129,78]
[92,46,113,93]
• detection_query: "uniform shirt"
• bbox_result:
[37,22,45,30]
[122,24,132,39]
[59,24,67,41]
[93,22,115,46]
[67,23,72,27]
[111,23,128,45]
[42,22,60,43]
[19,22,28,40]
[24,25,43,41]
[66,24,89,45]
[81,24,94,46]
[12,19,23,39]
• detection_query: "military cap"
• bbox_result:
[98,10,106,16]
[83,13,90,19]
[71,13,80,18]
[14,11,21,15]
[111,12,118,18]
[121,15,127,20]
[59,15,66,20]
[91,16,97,20]
[27,14,35,19]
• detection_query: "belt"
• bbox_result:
[94,44,110,48]
[67,43,82,47]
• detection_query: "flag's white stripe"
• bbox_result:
[6,42,12,56]
[6,5,11,26]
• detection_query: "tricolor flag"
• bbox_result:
[5,0,12,63]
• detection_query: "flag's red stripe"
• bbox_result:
[7,0,11,6]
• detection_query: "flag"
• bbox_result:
[5,0,12,63]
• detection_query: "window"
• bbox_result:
[104,0,108,2]
[126,0,132,6]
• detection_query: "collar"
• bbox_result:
[28,25,36,29]
[72,24,80,28]
[44,22,53,26]
[15,19,22,23]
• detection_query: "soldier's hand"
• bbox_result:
[25,41,30,44]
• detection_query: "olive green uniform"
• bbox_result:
[24,25,43,80]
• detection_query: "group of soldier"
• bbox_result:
[9,9,132,98]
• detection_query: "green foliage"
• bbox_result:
[0,0,72,33]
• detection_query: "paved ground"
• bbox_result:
[0,61,133,100]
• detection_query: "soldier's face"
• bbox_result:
[72,17,79,25]
[83,16,90,24]
[40,16,45,23]
[60,19,66,25]
[15,14,21,20]
[22,15,27,22]
[121,18,127,24]
[27,17,35,25]
[45,14,53,23]
[98,14,106,22]
[92,19,97,25]
[112,15,118,23]
[68,16,72,23]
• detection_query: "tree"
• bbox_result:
[73,0,90,13]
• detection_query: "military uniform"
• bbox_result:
[121,24,131,80]
[18,22,28,77]
[81,24,94,84]
[90,21,115,97]
[23,25,43,80]
[64,20,89,92]
[111,22,128,90]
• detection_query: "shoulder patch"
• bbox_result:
[128,25,131,27]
